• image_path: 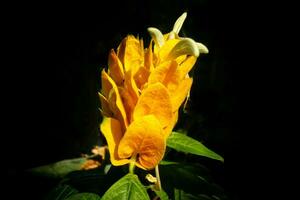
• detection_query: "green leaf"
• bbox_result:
[63,166,126,196]
[160,163,226,199]
[44,184,78,200]
[65,193,101,200]
[63,169,107,195]
[101,173,150,200]
[159,160,178,165]
[29,157,88,178]
[174,189,216,200]
[153,189,170,200]
[167,132,224,162]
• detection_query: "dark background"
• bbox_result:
[4,0,245,199]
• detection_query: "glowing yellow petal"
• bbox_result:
[170,78,193,112]
[98,92,112,117]
[118,87,135,124]
[148,60,177,86]
[124,36,144,74]
[134,66,150,89]
[118,115,165,169]
[178,56,197,80]
[147,60,182,100]
[134,82,172,128]
[100,117,130,166]
[124,71,139,104]
[102,70,128,129]
[114,71,140,124]
[163,111,178,138]
[101,69,113,98]
[117,35,144,73]
[147,59,195,112]
[175,55,187,64]
[139,38,144,54]
[144,40,154,72]
[117,37,126,65]
[107,89,128,131]
[108,49,124,86]
[158,39,180,61]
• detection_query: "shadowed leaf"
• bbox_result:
[153,189,170,200]
[44,184,78,200]
[160,163,226,199]
[175,188,219,200]
[62,166,126,196]
[65,193,101,200]
[29,157,88,179]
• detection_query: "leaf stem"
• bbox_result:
[155,165,162,191]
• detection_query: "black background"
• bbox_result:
[4,0,248,199]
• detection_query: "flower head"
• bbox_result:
[99,12,208,170]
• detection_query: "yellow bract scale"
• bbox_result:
[117,35,144,74]
[158,39,180,62]
[118,115,165,169]
[147,60,178,86]
[169,77,193,112]
[144,41,154,72]
[102,70,128,130]
[98,92,112,117]
[108,49,124,86]
[133,82,173,129]
[100,117,130,166]
[99,12,208,170]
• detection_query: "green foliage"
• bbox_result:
[174,189,218,200]
[33,131,226,199]
[159,162,226,200]
[101,173,150,200]
[153,189,170,200]
[62,169,108,195]
[62,165,127,196]
[65,193,101,200]
[167,132,224,162]
[29,157,88,179]
[44,184,78,200]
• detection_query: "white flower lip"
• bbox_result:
[197,42,209,54]
[172,12,187,34]
[167,38,200,59]
[147,27,165,48]
[147,12,209,57]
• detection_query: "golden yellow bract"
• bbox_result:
[133,82,173,129]
[99,12,208,170]
[118,115,165,170]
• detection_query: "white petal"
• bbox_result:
[147,27,165,48]
[167,38,200,59]
[172,12,187,34]
[197,42,209,54]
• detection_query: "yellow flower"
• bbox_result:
[99,12,208,170]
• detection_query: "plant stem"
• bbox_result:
[129,154,137,174]
[155,165,162,191]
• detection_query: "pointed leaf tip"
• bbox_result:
[101,174,150,200]
[167,132,224,162]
